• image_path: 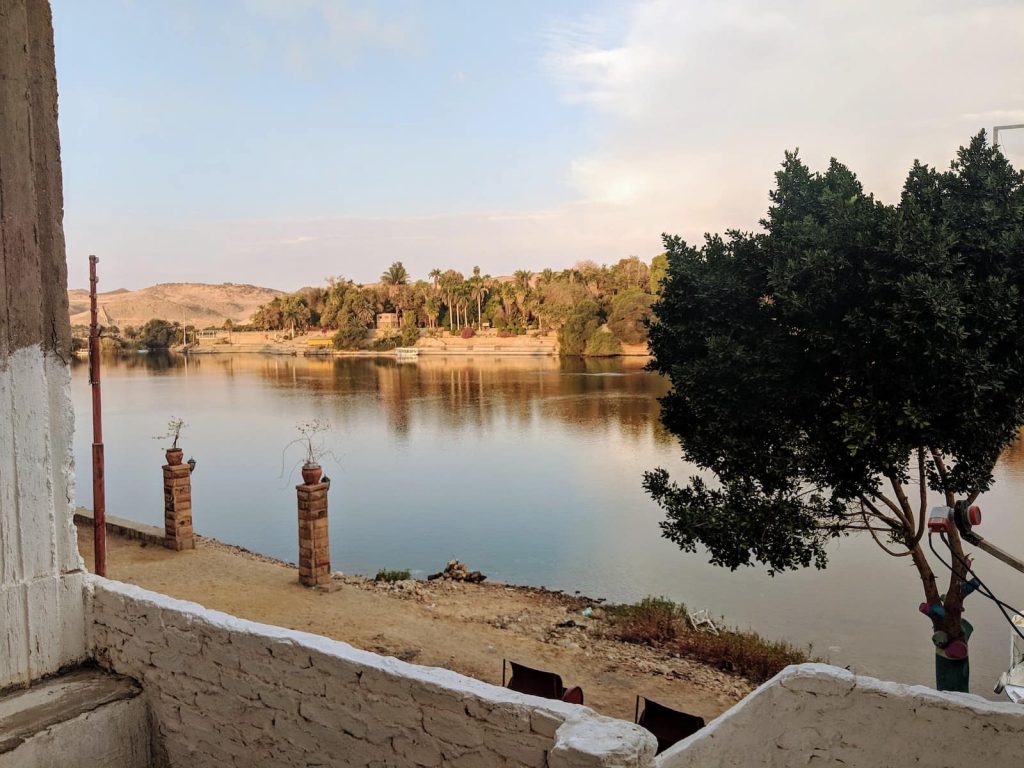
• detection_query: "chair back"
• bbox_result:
[504,660,564,700]
[636,696,705,755]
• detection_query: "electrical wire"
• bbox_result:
[928,533,1024,645]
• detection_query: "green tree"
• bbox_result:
[557,298,601,355]
[469,266,490,329]
[399,312,420,347]
[644,134,1024,692]
[381,261,409,286]
[138,318,178,349]
[280,295,311,336]
[608,288,654,345]
[585,328,622,356]
[648,253,668,293]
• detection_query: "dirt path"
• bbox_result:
[77,528,750,723]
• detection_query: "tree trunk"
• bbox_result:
[908,509,970,692]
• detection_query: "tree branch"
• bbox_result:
[857,496,903,530]
[906,447,928,547]
[929,447,955,507]
[860,505,912,558]
[875,491,912,529]
[886,473,915,531]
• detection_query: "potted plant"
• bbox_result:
[285,418,332,486]
[157,417,187,465]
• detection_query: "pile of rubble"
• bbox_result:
[427,560,487,583]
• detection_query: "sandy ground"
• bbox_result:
[77,527,750,723]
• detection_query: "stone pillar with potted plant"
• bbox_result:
[158,417,195,551]
[288,420,332,586]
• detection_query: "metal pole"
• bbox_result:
[88,255,107,577]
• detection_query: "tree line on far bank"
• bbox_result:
[247,256,667,355]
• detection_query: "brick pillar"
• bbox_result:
[297,482,330,586]
[163,463,195,550]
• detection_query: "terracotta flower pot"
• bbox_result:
[302,464,323,485]
[165,447,184,466]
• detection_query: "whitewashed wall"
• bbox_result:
[0,0,86,690]
[0,350,86,688]
[656,663,1024,768]
[88,579,657,768]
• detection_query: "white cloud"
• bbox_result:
[545,0,1024,240]
[63,1,1024,290]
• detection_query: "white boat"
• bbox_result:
[395,347,419,357]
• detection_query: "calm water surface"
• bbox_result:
[70,353,1024,697]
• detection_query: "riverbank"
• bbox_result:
[179,330,650,358]
[76,523,752,723]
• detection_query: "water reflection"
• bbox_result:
[70,353,1024,698]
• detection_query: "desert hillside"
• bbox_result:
[68,282,282,329]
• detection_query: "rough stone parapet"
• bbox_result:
[87,578,657,767]
[655,663,1024,767]
[163,463,194,551]
[297,481,329,586]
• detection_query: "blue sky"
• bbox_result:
[53,1,1024,290]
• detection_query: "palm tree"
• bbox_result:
[381,262,409,287]
[441,270,463,329]
[469,266,490,329]
[429,268,441,293]
[498,281,516,326]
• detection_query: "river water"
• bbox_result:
[69,353,1024,697]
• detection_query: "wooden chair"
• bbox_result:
[502,660,584,705]
[635,696,705,755]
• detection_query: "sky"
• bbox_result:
[53,0,1024,291]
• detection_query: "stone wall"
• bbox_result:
[655,663,1024,768]
[88,578,656,768]
[0,0,86,689]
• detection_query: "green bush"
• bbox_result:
[333,321,369,350]
[585,328,622,356]
[399,315,420,347]
[374,569,412,582]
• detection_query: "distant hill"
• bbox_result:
[67,282,283,329]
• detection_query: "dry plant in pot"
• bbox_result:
[155,417,187,466]
[282,418,337,486]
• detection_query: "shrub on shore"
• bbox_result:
[606,596,685,644]
[374,568,412,582]
[605,596,811,683]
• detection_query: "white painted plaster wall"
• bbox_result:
[88,578,656,768]
[0,347,86,688]
[656,663,1024,768]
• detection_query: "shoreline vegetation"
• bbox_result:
[72,257,664,358]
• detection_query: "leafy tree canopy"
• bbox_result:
[645,133,1024,575]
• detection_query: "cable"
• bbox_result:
[928,533,1024,645]
[939,533,1024,618]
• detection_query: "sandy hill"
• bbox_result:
[68,282,283,329]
